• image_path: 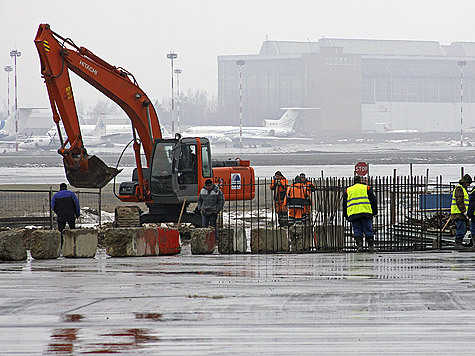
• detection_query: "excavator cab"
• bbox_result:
[148,137,211,205]
[130,137,211,223]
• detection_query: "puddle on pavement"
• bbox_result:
[45,312,160,355]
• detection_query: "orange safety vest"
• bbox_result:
[269,177,288,203]
[285,182,308,209]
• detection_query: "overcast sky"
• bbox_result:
[1,0,475,111]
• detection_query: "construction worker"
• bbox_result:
[467,184,475,249]
[269,171,288,226]
[451,174,472,249]
[51,183,80,232]
[284,175,308,225]
[198,178,225,238]
[343,176,378,252]
[300,173,316,225]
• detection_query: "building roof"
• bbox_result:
[259,41,320,55]
[447,42,475,57]
[318,38,444,56]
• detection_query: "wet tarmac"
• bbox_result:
[2,248,475,355]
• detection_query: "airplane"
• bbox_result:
[377,123,418,134]
[0,110,18,141]
[182,108,319,144]
[18,119,171,151]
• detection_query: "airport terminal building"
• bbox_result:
[218,38,475,135]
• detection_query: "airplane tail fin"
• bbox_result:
[0,111,18,136]
[93,118,106,137]
[263,108,320,130]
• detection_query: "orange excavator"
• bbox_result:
[34,24,254,224]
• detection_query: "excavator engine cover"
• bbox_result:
[64,154,121,189]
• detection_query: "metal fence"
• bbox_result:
[219,175,456,253]
[0,187,101,228]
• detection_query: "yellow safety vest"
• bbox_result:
[347,183,372,217]
[451,184,469,214]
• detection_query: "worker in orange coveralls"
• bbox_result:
[269,170,288,226]
[285,175,308,225]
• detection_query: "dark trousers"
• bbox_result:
[350,218,374,238]
[58,220,76,232]
[455,219,467,241]
[202,214,218,239]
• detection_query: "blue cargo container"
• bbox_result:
[419,193,452,210]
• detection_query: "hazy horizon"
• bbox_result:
[1,0,475,112]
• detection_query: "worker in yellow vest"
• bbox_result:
[451,174,472,249]
[343,176,378,252]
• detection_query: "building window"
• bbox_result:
[362,77,374,102]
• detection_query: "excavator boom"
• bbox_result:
[34,24,161,189]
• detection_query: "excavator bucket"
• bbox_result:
[64,154,121,189]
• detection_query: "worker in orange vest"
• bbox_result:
[285,175,309,225]
[269,171,288,226]
[299,173,316,223]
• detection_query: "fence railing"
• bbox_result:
[0,176,458,253]
[218,175,455,253]
[0,187,101,228]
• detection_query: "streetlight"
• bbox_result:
[236,59,245,151]
[174,68,182,133]
[3,65,12,116]
[167,52,178,134]
[458,60,466,147]
[10,49,21,152]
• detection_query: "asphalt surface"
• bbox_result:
[2,248,475,355]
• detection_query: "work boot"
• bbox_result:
[367,237,378,253]
[355,237,363,252]
[454,237,464,250]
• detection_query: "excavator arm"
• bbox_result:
[34,24,161,191]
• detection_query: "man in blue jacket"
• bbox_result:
[52,183,80,232]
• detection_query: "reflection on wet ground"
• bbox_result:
[2,248,475,354]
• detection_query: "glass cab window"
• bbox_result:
[201,143,212,178]
[150,141,175,196]
[177,144,198,184]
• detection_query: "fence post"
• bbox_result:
[98,188,102,228]
[49,186,53,230]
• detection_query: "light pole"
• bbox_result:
[174,68,182,133]
[10,49,21,152]
[167,52,178,134]
[236,59,245,152]
[458,60,466,147]
[4,65,12,116]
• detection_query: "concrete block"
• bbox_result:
[0,230,27,261]
[105,227,180,257]
[251,228,289,253]
[30,230,61,259]
[218,226,247,254]
[114,206,141,227]
[157,228,181,256]
[191,228,215,255]
[314,225,345,250]
[62,229,98,258]
[288,225,312,252]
